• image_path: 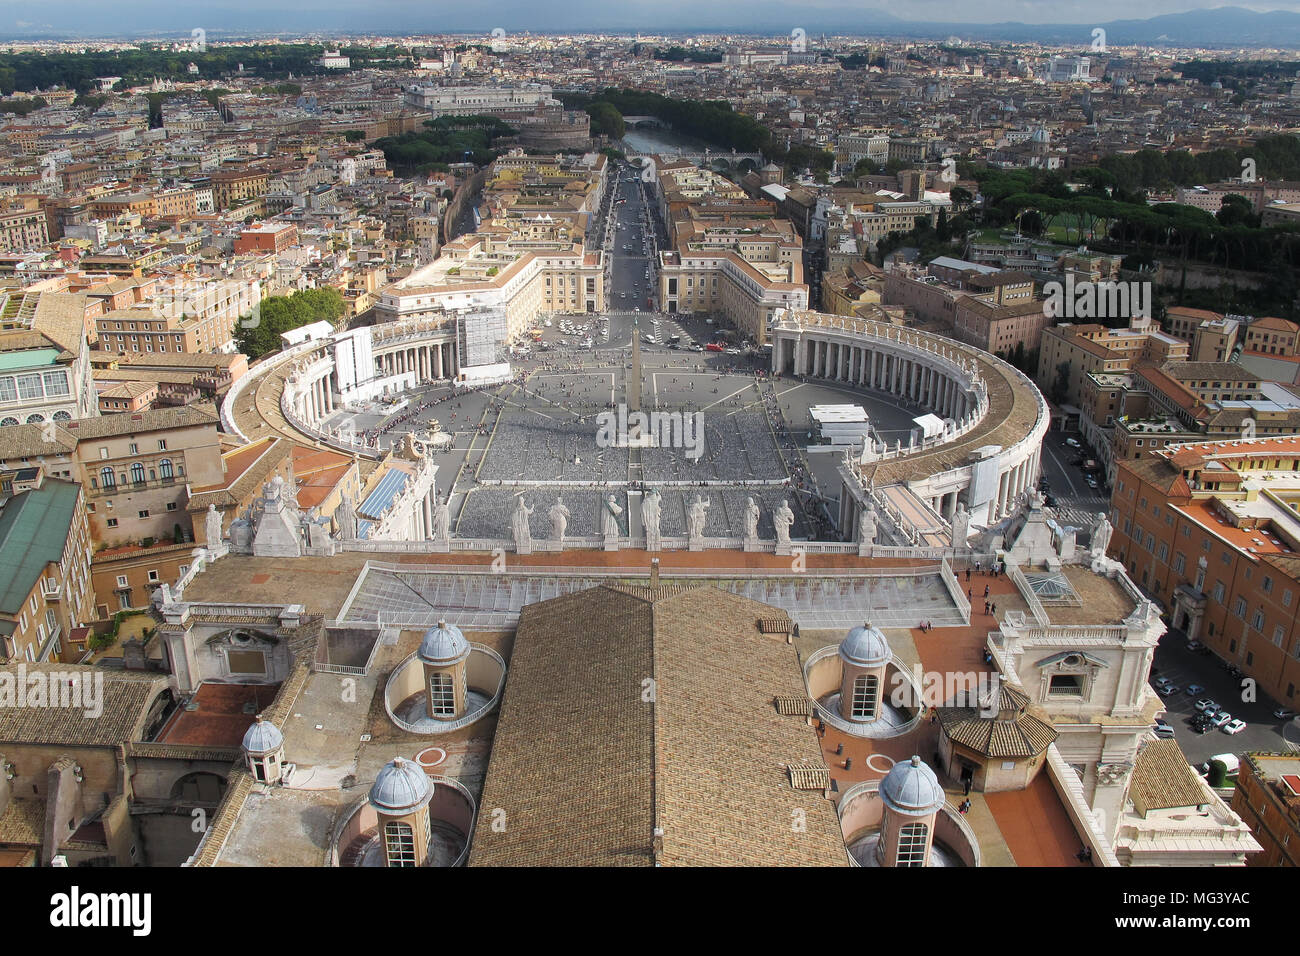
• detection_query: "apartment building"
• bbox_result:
[232,222,299,254]
[1091,356,1300,483]
[658,248,808,342]
[209,166,270,212]
[1111,436,1300,709]
[1163,306,1236,351]
[954,296,1052,357]
[1036,319,1189,411]
[1244,316,1300,357]
[0,290,100,426]
[0,202,51,251]
[0,477,94,664]
[27,404,227,550]
[403,83,558,118]
[94,275,259,356]
[1231,753,1300,867]
[376,234,605,339]
[835,128,890,169]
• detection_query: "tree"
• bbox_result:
[585,101,625,140]
[1051,361,1071,405]
[344,129,367,143]
[235,287,346,360]
[1216,194,1257,228]
[1207,759,1227,788]
[852,157,879,177]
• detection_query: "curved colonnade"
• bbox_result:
[222,317,462,457]
[768,310,1050,539]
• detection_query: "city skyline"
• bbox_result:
[3,3,1300,45]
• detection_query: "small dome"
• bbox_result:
[880,755,945,816]
[418,619,469,665]
[369,756,433,814]
[839,622,890,667]
[241,715,283,756]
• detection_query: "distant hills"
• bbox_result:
[865,7,1300,48]
[2,5,1300,50]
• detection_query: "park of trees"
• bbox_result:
[0,44,414,95]
[559,88,772,153]
[234,287,346,360]
[373,115,516,173]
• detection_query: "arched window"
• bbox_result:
[25,414,44,425]
[160,458,174,480]
[851,674,879,719]
[52,410,71,422]
[101,466,115,489]
[428,672,455,717]
[0,417,18,427]
[383,820,417,867]
[897,821,929,867]
[130,462,146,485]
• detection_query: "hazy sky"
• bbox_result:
[3,1,1298,36]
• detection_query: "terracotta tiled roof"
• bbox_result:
[1130,738,1209,815]
[937,683,1057,758]
[468,585,846,867]
[60,403,218,440]
[0,666,168,747]
[0,798,43,846]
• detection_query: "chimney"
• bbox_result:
[649,558,659,588]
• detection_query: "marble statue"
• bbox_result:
[1091,512,1113,557]
[858,506,878,546]
[642,488,662,549]
[773,499,795,545]
[951,503,970,546]
[512,496,534,550]
[687,494,711,539]
[205,503,222,547]
[335,493,357,539]
[601,493,623,538]
[432,496,450,542]
[743,496,760,540]
[549,496,570,541]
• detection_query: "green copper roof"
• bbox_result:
[0,480,79,615]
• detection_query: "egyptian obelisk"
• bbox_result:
[629,316,642,414]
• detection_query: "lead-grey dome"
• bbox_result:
[418,619,470,665]
[369,756,433,814]
[241,715,283,756]
[839,622,890,667]
[880,755,945,816]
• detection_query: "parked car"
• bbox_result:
[1185,683,1205,696]
[1152,719,1176,739]
[1186,640,1203,652]
[1272,708,1295,720]
[1065,437,1081,448]
[1210,711,1233,728]
[1195,698,1219,713]
[1223,719,1247,735]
